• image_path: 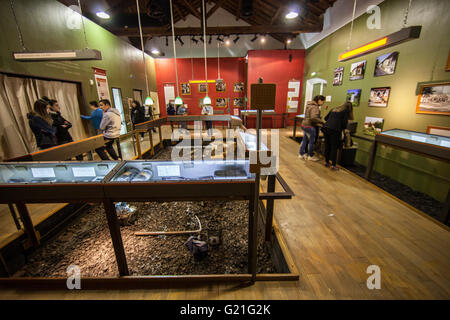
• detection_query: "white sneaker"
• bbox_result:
[298,154,307,160]
[140,137,144,142]
[307,155,320,161]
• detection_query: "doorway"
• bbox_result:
[111,87,127,135]
[304,78,327,112]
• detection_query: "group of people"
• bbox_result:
[166,100,214,134]
[27,97,122,161]
[299,95,353,170]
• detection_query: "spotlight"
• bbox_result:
[165,36,168,47]
[233,35,240,43]
[199,36,204,43]
[191,36,198,44]
[217,35,224,43]
[178,36,184,46]
[286,38,292,44]
[285,11,299,19]
[151,49,160,55]
[208,36,212,44]
[96,11,110,19]
[251,34,258,42]
[225,38,231,45]
[260,35,266,44]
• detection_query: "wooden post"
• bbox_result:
[103,200,129,276]
[158,126,163,148]
[365,140,378,180]
[8,203,21,230]
[135,133,142,159]
[14,202,40,247]
[440,188,450,225]
[149,129,155,156]
[265,174,276,242]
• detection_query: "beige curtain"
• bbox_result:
[0,74,87,160]
[34,79,88,141]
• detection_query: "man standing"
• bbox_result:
[95,99,121,160]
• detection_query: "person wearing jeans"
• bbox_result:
[299,95,325,161]
[95,99,121,160]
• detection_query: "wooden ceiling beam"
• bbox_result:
[173,3,186,21]
[207,0,226,18]
[179,0,201,19]
[113,24,323,37]
[270,5,283,25]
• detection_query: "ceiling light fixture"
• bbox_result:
[191,36,198,44]
[286,38,292,44]
[208,35,212,44]
[177,36,184,46]
[251,34,258,42]
[285,11,298,19]
[151,49,160,55]
[165,36,168,47]
[169,0,183,106]
[217,35,224,43]
[96,11,110,19]
[260,35,266,43]
[233,35,240,43]
[225,38,231,46]
[136,0,152,106]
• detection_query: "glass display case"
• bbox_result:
[238,131,269,151]
[379,129,450,148]
[109,160,254,182]
[0,161,118,184]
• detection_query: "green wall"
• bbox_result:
[0,0,157,120]
[302,0,450,202]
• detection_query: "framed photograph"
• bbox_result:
[215,79,226,92]
[349,60,366,80]
[364,116,384,136]
[374,52,399,77]
[215,98,227,108]
[416,82,450,115]
[233,97,244,107]
[198,83,208,93]
[180,83,191,95]
[233,82,244,92]
[333,67,344,86]
[369,87,390,107]
[346,89,362,107]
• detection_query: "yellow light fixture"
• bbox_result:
[338,26,421,61]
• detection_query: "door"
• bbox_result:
[111,87,127,135]
[133,89,143,105]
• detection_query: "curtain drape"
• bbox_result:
[0,74,88,160]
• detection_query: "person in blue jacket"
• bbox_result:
[27,99,57,150]
[81,101,103,134]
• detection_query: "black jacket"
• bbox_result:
[27,113,57,149]
[324,109,350,133]
[131,106,145,125]
[51,111,73,144]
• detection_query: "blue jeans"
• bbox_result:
[299,126,317,157]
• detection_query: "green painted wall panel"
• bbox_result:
[0,0,157,117]
[303,0,450,202]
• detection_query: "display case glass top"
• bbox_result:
[108,160,254,182]
[379,129,450,149]
[0,161,119,184]
[238,131,269,151]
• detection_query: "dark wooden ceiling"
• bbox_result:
[58,0,337,49]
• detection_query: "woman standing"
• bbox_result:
[322,101,353,170]
[27,99,57,150]
[131,100,146,140]
[299,95,325,161]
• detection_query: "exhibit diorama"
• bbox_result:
[0,0,448,303]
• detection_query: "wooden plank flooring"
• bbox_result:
[0,128,449,299]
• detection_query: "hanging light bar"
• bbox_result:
[338,26,421,61]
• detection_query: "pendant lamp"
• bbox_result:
[201,0,211,105]
[169,0,183,105]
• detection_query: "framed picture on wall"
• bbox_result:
[364,116,384,136]
[369,87,390,107]
[198,83,208,93]
[233,97,244,107]
[374,52,399,77]
[346,89,362,107]
[233,82,244,92]
[349,60,366,80]
[180,83,191,95]
[416,82,450,115]
[215,79,226,92]
[216,98,227,108]
[333,67,344,86]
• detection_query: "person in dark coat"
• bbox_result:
[27,99,57,150]
[131,100,146,139]
[322,101,354,170]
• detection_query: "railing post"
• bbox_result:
[265,174,276,242]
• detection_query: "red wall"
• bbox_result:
[247,50,305,128]
[154,50,305,128]
[155,57,246,117]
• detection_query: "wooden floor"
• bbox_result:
[0,128,449,299]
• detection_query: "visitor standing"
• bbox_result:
[27,99,57,150]
[131,100,146,140]
[81,101,103,135]
[95,99,121,160]
[299,95,325,161]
